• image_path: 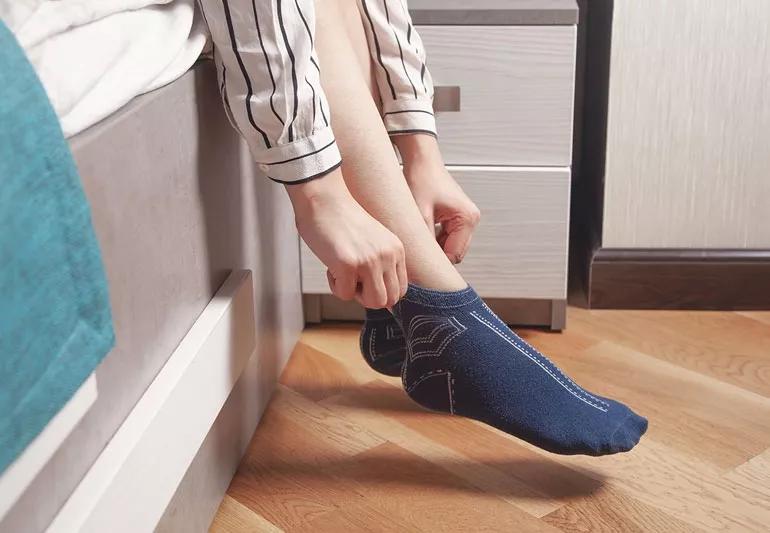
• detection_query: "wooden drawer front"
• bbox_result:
[301,167,570,300]
[418,25,576,166]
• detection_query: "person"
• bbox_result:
[198,0,647,456]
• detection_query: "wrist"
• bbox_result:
[285,167,352,216]
[393,133,443,168]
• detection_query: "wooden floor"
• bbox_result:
[210,308,770,532]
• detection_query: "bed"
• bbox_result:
[0,35,303,533]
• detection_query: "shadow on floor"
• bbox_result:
[240,451,606,501]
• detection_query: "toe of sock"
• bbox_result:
[605,412,648,454]
[629,411,649,436]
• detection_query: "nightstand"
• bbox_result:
[301,0,578,330]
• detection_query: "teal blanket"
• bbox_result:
[0,22,114,474]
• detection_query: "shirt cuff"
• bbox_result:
[381,98,437,138]
[249,126,343,184]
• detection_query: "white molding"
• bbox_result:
[0,375,97,520]
[47,270,256,533]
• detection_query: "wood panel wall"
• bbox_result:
[601,0,770,249]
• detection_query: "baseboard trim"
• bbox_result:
[589,248,770,310]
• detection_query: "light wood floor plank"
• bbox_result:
[210,496,283,533]
[541,487,702,533]
[267,385,385,456]
[722,448,770,504]
[738,311,770,326]
[225,413,355,530]
[279,342,369,401]
[566,308,770,397]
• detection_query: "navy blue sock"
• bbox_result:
[360,308,406,377]
[392,284,648,456]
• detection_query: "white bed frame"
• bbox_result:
[48,271,256,532]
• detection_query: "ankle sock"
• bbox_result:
[391,284,648,456]
[360,308,406,377]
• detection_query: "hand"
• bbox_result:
[285,168,407,308]
[394,135,481,264]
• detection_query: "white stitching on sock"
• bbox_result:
[386,324,404,340]
[482,304,610,408]
[370,327,377,360]
[520,337,610,408]
[406,369,446,392]
[407,316,467,361]
[480,305,610,408]
[470,312,608,413]
[408,315,454,344]
[471,311,608,412]
[400,295,480,308]
[401,347,409,385]
[372,347,404,361]
[410,319,465,359]
[405,370,455,414]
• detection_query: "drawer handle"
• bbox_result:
[433,86,461,112]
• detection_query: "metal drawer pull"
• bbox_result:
[433,86,461,112]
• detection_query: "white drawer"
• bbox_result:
[418,25,576,166]
[301,166,570,300]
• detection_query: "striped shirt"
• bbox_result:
[198,0,435,183]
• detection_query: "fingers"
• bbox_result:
[440,209,480,264]
[442,225,473,264]
[383,268,401,308]
[352,239,406,308]
[396,258,408,300]
[392,239,407,303]
[327,268,356,301]
[355,263,388,309]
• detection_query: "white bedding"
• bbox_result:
[1,0,208,137]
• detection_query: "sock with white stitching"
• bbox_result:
[360,308,406,377]
[392,284,648,456]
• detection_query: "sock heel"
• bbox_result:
[404,369,455,414]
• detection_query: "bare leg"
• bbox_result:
[309,0,648,456]
[313,0,466,291]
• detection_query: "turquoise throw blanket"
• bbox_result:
[0,22,115,474]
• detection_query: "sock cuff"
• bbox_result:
[401,283,479,308]
[365,308,393,321]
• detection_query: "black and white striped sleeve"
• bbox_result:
[198,0,340,184]
[357,0,436,138]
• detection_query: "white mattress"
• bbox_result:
[2,0,208,137]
